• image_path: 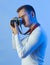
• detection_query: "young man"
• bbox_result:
[10,5,47,65]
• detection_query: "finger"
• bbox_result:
[10,24,13,28]
[14,22,18,29]
[14,22,16,27]
[10,25,14,31]
[10,25,12,29]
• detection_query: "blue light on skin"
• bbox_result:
[27,11,38,27]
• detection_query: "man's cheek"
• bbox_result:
[22,19,26,25]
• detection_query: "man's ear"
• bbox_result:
[31,11,35,17]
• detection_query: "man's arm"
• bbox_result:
[12,33,16,49]
[14,27,43,58]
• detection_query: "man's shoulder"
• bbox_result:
[30,26,47,42]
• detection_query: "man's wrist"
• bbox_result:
[13,31,19,35]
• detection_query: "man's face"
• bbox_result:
[18,8,32,27]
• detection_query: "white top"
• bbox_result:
[12,26,47,65]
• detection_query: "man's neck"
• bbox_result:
[30,23,37,30]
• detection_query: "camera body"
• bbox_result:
[10,17,23,27]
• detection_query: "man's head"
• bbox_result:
[17,5,37,27]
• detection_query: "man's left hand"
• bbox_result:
[10,22,19,35]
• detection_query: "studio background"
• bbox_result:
[0,0,50,65]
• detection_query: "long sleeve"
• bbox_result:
[14,27,44,58]
[12,33,16,49]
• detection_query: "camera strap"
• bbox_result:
[19,23,40,35]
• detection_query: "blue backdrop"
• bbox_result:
[0,0,50,65]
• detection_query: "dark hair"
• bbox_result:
[17,5,36,15]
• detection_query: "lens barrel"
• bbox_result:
[10,17,23,27]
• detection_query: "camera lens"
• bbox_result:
[10,17,23,27]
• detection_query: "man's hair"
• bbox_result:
[17,5,36,15]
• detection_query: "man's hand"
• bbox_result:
[10,22,19,35]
